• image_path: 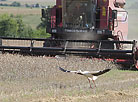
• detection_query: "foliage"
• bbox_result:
[0,2,42,8]
[0,14,18,37]
[0,14,50,38]
[37,19,46,29]
[25,4,30,8]
[0,1,21,7]
[35,3,40,8]
[37,6,51,29]
[0,3,9,6]
[34,28,50,38]
[11,1,21,7]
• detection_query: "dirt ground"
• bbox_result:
[32,89,138,102]
[0,54,138,102]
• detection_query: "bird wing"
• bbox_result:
[59,67,77,73]
[92,69,111,76]
[59,67,111,76]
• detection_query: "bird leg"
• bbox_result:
[88,79,92,88]
[92,80,97,88]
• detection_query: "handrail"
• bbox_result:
[0,36,135,44]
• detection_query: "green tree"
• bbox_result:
[0,14,33,37]
[35,3,40,8]
[22,25,34,38]
[34,28,50,38]
[25,4,30,8]
[37,6,51,29]
[11,1,21,7]
[15,15,34,38]
[0,14,50,38]
[0,14,18,37]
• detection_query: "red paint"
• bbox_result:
[135,47,138,69]
[56,0,61,6]
[51,6,56,28]
[135,61,138,69]
[49,0,62,28]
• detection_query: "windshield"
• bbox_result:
[62,0,94,29]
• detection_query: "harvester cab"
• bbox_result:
[42,0,128,41]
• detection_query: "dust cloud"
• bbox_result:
[65,32,98,40]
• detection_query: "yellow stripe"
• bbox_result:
[102,7,106,16]
[58,5,62,8]
[103,0,107,2]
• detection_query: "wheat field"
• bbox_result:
[0,0,138,101]
[0,7,41,15]
[0,54,138,102]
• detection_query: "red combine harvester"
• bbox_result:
[0,0,138,69]
[40,0,138,69]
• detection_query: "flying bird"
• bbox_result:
[59,67,111,88]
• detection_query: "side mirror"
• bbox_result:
[112,10,117,19]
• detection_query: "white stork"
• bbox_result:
[59,67,111,88]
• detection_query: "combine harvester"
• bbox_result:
[0,0,138,69]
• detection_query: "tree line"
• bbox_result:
[0,1,45,8]
[0,14,50,38]
[0,1,21,7]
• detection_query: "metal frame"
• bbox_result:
[0,37,136,56]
